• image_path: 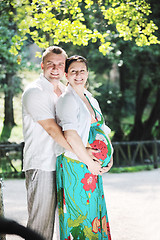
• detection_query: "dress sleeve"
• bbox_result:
[22,88,55,121]
[56,94,79,131]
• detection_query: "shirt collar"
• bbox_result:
[39,73,66,92]
[66,84,92,99]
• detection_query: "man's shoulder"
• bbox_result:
[22,79,48,105]
[23,78,43,95]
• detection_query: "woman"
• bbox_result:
[56,56,113,240]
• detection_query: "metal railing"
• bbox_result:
[0,140,159,178]
[112,140,160,168]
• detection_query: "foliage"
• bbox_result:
[0,0,27,132]
[10,0,160,56]
[0,0,22,92]
[1,0,160,142]
[95,41,160,141]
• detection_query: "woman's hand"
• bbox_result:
[99,156,113,175]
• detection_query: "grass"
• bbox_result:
[110,164,154,173]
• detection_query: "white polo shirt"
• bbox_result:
[55,84,111,160]
[22,73,66,171]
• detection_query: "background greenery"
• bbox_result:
[1,0,160,143]
[0,0,160,176]
[0,69,41,142]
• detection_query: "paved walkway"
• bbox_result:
[2,168,160,240]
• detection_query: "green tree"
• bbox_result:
[11,0,159,55]
[113,0,160,141]
[0,0,22,140]
[100,42,160,141]
[1,0,160,142]
[85,0,160,141]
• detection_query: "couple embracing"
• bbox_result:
[22,46,113,240]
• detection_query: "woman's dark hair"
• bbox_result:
[65,55,88,73]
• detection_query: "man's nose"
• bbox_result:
[76,71,81,76]
[52,64,58,70]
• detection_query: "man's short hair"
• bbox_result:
[42,46,68,62]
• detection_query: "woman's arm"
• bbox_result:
[64,130,102,175]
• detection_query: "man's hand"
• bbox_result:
[87,160,102,175]
[86,147,102,164]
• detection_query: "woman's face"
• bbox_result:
[66,61,88,88]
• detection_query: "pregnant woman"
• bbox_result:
[56,55,113,240]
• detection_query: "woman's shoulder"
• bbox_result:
[58,90,76,102]
[57,91,78,109]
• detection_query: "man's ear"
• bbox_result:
[41,62,43,70]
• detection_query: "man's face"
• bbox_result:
[41,52,66,83]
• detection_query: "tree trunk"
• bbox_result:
[129,67,152,140]
[3,73,15,127]
[143,87,160,139]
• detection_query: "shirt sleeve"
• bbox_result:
[22,87,55,121]
[56,94,79,131]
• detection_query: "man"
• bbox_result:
[22,46,113,240]
[22,46,72,240]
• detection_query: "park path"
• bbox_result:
[2,168,160,240]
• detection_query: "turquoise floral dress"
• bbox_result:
[56,107,113,240]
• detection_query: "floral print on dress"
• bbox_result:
[65,236,71,240]
[56,109,112,240]
[90,139,108,160]
[81,173,98,192]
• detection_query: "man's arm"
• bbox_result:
[38,118,73,152]
[38,119,101,160]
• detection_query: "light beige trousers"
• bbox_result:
[25,170,57,240]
